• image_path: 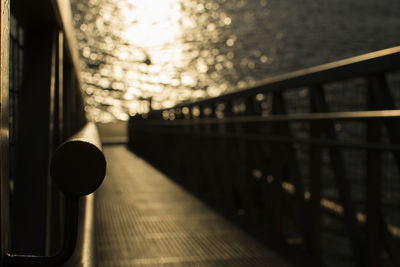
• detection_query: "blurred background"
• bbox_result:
[70,0,400,123]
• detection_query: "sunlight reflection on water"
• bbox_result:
[71,0,400,123]
[72,0,273,122]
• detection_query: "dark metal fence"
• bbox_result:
[129,47,400,267]
[2,0,89,265]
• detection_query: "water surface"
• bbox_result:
[71,0,400,121]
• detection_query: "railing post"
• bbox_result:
[367,74,400,267]
[368,75,400,171]
[218,101,236,213]
[233,97,257,223]
[366,77,383,267]
[366,120,382,267]
[311,86,367,267]
[309,85,323,266]
[181,107,192,188]
[198,104,219,202]
[272,90,309,248]
[189,106,202,195]
[173,108,184,182]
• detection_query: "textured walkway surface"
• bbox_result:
[96,145,291,267]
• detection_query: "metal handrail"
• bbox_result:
[149,46,400,111]
[137,110,400,125]
[7,122,106,267]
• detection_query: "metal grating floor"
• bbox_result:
[95,145,291,267]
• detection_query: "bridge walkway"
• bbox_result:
[95,145,291,267]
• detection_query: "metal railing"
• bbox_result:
[7,122,106,266]
[2,0,102,266]
[129,46,400,267]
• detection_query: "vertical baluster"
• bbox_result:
[368,75,400,169]
[174,108,183,182]
[190,106,202,195]
[234,97,257,223]
[267,91,289,244]
[218,101,236,213]
[366,118,382,267]
[181,106,192,188]
[198,105,213,201]
[169,109,177,176]
[367,74,400,267]
[309,85,323,266]
[311,85,366,267]
[210,103,224,206]
[272,90,309,248]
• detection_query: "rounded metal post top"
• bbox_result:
[51,123,106,196]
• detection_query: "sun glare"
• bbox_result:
[121,0,183,48]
